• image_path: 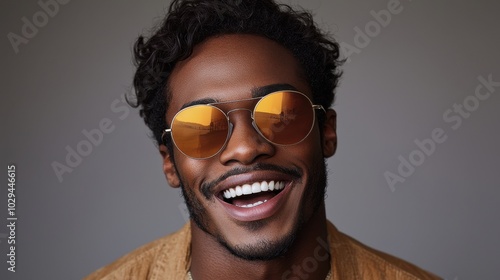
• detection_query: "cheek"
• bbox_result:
[175,155,220,193]
[174,154,203,185]
[297,129,324,161]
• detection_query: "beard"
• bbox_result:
[179,159,328,261]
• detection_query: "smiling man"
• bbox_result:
[86,0,440,279]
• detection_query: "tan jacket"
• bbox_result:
[85,221,440,279]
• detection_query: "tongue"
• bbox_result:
[232,192,276,207]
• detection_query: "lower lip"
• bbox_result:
[217,184,292,222]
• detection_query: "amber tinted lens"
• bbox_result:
[254,91,314,145]
[170,105,229,158]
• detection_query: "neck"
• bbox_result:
[189,203,330,280]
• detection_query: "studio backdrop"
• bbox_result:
[2,0,499,279]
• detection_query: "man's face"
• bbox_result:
[163,34,335,260]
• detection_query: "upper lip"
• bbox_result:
[213,171,298,198]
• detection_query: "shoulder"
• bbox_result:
[327,221,441,279]
[84,223,191,280]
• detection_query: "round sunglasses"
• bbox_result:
[162,90,325,159]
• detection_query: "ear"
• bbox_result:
[159,144,181,188]
[322,109,337,158]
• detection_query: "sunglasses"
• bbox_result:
[162,90,325,159]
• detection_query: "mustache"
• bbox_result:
[201,163,302,200]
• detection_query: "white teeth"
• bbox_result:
[222,181,285,199]
[261,181,269,191]
[252,182,261,193]
[277,182,284,190]
[242,184,252,195]
[239,200,267,208]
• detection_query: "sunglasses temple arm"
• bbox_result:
[313,105,326,114]
[161,129,172,145]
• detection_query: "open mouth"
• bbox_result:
[220,181,286,208]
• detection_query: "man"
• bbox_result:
[86,0,440,279]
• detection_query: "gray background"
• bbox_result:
[1,0,499,279]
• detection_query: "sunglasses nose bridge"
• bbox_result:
[225,108,254,126]
[224,107,261,139]
[226,107,253,116]
[218,107,276,164]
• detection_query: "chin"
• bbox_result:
[216,219,301,261]
[213,203,306,261]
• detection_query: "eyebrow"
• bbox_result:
[180,83,298,110]
[251,83,298,98]
[180,98,217,110]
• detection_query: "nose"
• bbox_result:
[218,109,275,165]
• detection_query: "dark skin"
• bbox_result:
[159,34,337,279]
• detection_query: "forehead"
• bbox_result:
[166,34,310,119]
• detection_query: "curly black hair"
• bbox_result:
[131,0,343,152]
